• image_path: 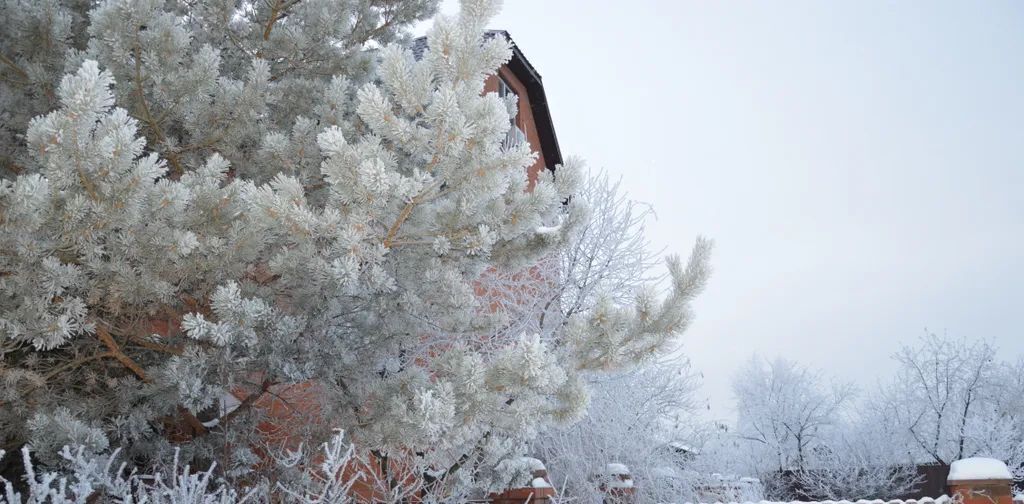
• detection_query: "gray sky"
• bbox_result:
[422,0,1024,420]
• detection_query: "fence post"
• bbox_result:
[597,463,636,504]
[947,458,1013,504]
[489,458,555,504]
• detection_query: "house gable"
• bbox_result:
[411,30,562,183]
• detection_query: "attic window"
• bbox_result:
[497,76,518,125]
[497,76,526,150]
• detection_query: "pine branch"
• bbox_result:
[383,196,421,248]
[263,0,302,41]
[131,44,185,177]
[382,179,443,248]
[41,352,114,381]
[218,379,274,426]
[178,405,208,436]
[95,325,150,382]
[127,334,184,356]
[4,161,24,174]
[0,52,28,81]
[75,165,100,201]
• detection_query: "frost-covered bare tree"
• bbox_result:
[729,357,923,501]
[541,171,665,328]
[474,170,689,348]
[733,357,854,475]
[0,0,713,500]
[981,358,1024,478]
[714,335,1024,502]
[506,172,711,502]
[684,422,753,479]
[883,333,1024,475]
[532,358,704,503]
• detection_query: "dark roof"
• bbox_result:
[410,30,562,172]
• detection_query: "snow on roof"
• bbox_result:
[670,441,696,452]
[948,457,1013,481]
[531,477,552,488]
[605,463,630,475]
[514,457,546,472]
[676,495,953,504]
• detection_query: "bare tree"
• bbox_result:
[718,335,1024,502]
[733,357,855,474]
[884,333,1001,466]
[522,171,711,502]
[531,357,704,503]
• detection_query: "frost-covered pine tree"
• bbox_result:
[0,0,712,500]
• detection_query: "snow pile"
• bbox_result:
[531,477,552,488]
[948,457,1013,481]
[606,463,630,476]
[516,457,546,473]
[669,441,695,453]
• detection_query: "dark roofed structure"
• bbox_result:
[411,30,562,173]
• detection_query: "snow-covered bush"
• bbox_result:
[0,431,396,503]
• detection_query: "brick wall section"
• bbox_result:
[948,478,1014,504]
[489,465,556,504]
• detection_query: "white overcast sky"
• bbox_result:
[420,0,1024,420]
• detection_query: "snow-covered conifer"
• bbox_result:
[0,0,711,499]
